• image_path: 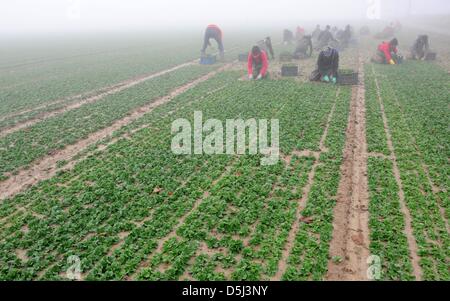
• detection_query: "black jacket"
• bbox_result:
[411,36,429,58]
[318,47,339,76]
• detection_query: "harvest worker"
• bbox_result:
[293,35,313,59]
[339,25,352,49]
[316,25,337,50]
[372,38,400,65]
[283,29,294,45]
[296,26,305,40]
[312,25,321,42]
[201,24,224,59]
[310,46,339,84]
[410,35,429,60]
[331,26,339,38]
[247,46,269,80]
[257,37,275,60]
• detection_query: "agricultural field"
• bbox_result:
[0,23,448,282]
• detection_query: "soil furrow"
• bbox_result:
[326,56,370,281]
[0,61,197,138]
[0,64,233,202]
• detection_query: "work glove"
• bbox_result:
[248,74,253,80]
[256,74,262,80]
[389,59,396,65]
[331,77,337,84]
[322,75,330,82]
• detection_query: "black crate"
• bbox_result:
[238,53,248,62]
[200,55,216,65]
[337,72,359,85]
[281,65,299,77]
[425,52,437,61]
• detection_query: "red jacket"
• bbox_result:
[247,50,269,77]
[207,24,222,39]
[378,41,397,62]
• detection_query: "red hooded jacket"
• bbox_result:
[247,50,269,77]
[207,24,223,39]
[296,27,305,36]
[378,41,397,62]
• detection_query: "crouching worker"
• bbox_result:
[283,29,294,45]
[372,38,400,65]
[201,24,224,59]
[248,46,269,80]
[257,37,275,60]
[411,35,429,60]
[293,35,313,59]
[310,47,339,84]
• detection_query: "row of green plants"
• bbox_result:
[0,64,218,180]
[0,72,348,280]
[366,62,449,280]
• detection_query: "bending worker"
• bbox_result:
[201,24,224,59]
[372,38,399,65]
[310,46,339,84]
[293,35,313,59]
[296,26,305,40]
[257,37,275,60]
[339,25,352,49]
[316,25,337,50]
[283,29,294,45]
[312,25,321,42]
[248,46,269,80]
[411,35,429,60]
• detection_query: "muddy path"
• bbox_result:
[326,55,371,281]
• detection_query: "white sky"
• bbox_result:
[1,0,449,34]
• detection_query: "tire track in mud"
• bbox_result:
[371,65,423,281]
[326,56,370,281]
[271,88,341,281]
[0,63,234,202]
[0,60,197,139]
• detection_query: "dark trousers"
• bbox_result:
[202,28,224,53]
[372,50,402,64]
[252,63,268,79]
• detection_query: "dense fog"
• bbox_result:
[1,0,450,34]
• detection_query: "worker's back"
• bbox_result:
[297,36,312,50]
